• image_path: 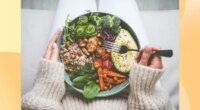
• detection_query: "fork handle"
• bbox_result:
[128,49,173,57]
[153,50,173,57]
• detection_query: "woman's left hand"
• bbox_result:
[43,28,61,61]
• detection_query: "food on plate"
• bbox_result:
[111,29,138,73]
[59,12,137,99]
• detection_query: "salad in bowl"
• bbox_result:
[57,12,140,99]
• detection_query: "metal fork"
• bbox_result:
[102,41,173,57]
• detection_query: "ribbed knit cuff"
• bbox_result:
[31,58,66,101]
[129,63,164,94]
[128,63,166,109]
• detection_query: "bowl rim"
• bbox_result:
[57,12,140,97]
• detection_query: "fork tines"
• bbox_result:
[102,41,121,53]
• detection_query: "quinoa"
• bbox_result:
[60,43,92,73]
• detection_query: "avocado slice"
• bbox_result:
[111,29,138,73]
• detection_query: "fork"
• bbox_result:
[102,41,173,57]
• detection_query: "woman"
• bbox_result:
[22,29,174,110]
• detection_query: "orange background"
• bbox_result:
[180,0,200,109]
[0,0,21,110]
[0,0,200,109]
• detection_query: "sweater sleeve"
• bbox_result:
[128,63,174,110]
[22,59,65,110]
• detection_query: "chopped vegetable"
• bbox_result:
[85,24,96,35]
[94,58,102,69]
[100,28,117,41]
[97,68,105,90]
[96,47,105,56]
[77,16,88,25]
[114,79,126,84]
[101,52,110,60]
[104,77,114,84]
[102,60,113,69]
[102,69,108,75]
[76,26,85,37]
[103,69,126,78]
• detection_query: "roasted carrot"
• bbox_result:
[114,79,126,84]
[105,70,126,78]
[104,77,114,84]
[94,59,102,69]
[102,69,108,75]
[98,68,105,90]
[113,76,118,81]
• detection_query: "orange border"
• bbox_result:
[1,0,200,109]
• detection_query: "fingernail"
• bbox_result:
[52,43,57,49]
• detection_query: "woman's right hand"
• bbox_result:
[135,45,163,69]
[43,28,61,62]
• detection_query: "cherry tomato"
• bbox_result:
[102,52,110,60]
[102,60,113,69]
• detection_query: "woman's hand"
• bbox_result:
[135,45,163,69]
[43,28,61,61]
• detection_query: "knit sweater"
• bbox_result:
[22,59,174,110]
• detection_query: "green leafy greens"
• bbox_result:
[77,16,88,25]
[70,63,99,99]
[63,12,121,42]
[73,73,97,89]
[83,81,100,99]
[72,63,96,76]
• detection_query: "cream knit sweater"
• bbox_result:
[22,59,174,110]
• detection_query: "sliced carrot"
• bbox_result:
[98,68,105,90]
[104,77,114,84]
[102,69,108,75]
[106,70,126,78]
[94,58,102,69]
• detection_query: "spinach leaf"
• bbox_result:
[83,81,100,99]
[73,75,88,88]
[72,73,97,89]
[73,63,95,76]
[81,63,95,74]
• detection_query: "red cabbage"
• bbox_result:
[100,28,116,42]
